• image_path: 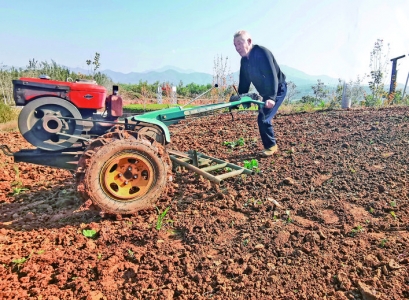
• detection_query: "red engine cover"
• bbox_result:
[13,77,107,109]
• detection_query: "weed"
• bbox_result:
[229,220,235,228]
[97,253,103,260]
[224,167,232,172]
[379,238,387,248]
[369,140,375,144]
[349,167,356,173]
[82,229,97,239]
[390,201,396,207]
[243,239,249,246]
[155,206,170,230]
[369,207,374,214]
[390,211,397,219]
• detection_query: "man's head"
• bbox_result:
[233,30,253,58]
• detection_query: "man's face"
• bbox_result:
[234,36,252,57]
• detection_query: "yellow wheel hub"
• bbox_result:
[101,152,155,200]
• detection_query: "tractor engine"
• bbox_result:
[13,76,123,151]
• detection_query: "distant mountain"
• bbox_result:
[102,69,213,85]
[144,65,196,74]
[94,64,341,88]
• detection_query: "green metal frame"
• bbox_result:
[127,96,264,143]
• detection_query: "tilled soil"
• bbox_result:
[0,107,409,300]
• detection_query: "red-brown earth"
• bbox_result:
[0,107,408,299]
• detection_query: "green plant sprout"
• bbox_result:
[350,225,364,236]
[243,239,249,246]
[223,137,245,149]
[12,252,32,270]
[97,253,103,260]
[127,249,134,258]
[82,229,97,238]
[244,159,260,173]
[379,238,387,248]
[285,210,293,223]
[11,187,29,196]
[156,206,170,230]
[390,201,396,207]
[390,211,397,219]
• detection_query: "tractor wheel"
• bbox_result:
[76,131,170,214]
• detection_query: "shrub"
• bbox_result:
[0,103,18,123]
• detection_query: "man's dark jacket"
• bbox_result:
[238,45,286,101]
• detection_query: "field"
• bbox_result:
[0,106,408,299]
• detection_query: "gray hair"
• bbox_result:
[234,30,252,40]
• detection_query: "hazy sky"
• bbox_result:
[1,0,408,83]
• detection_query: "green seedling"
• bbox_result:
[390,211,397,219]
[390,201,396,207]
[127,249,134,258]
[223,137,245,149]
[82,229,97,238]
[97,253,103,260]
[244,159,260,173]
[369,207,374,214]
[37,250,45,255]
[12,252,32,270]
[243,239,249,246]
[285,210,293,223]
[229,220,235,228]
[225,167,232,172]
[155,206,170,230]
[12,257,27,268]
[349,167,356,173]
[11,187,29,196]
[379,238,387,248]
[350,225,364,236]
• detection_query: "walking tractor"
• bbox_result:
[1,76,264,214]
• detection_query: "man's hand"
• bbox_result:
[265,99,276,109]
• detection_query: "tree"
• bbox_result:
[283,81,298,104]
[212,54,234,103]
[366,39,390,106]
[311,79,328,105]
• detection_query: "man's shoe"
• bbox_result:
[261,145,278,157]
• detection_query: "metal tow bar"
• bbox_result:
[168,149,254,184]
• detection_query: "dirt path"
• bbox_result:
[0,107,408,299]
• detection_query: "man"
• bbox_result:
[234,30,287,156]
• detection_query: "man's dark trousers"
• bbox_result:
[257,82,287,149]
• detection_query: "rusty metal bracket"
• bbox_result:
[169,149,254,184]
[0,145,14,156]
